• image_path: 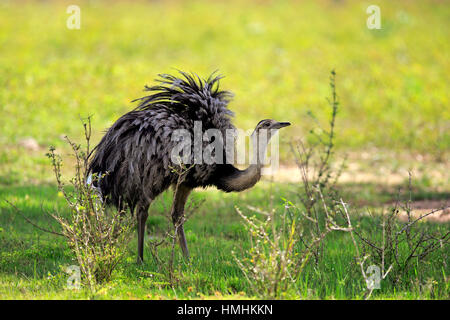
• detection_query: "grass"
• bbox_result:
[1,181,448,299]
[0,0,448,299]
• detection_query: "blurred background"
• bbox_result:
[0,0,448,185]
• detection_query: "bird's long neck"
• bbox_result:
[216,132,268,192]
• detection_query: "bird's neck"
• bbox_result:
[216,132,269,192]
[250,131,269,168]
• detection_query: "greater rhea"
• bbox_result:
[88,71,290,262]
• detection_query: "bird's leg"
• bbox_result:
[171,184,192,260]
[177,225,189,259]
[136,202,150,264]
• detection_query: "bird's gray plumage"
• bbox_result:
[88,71,291,262]
[88,71,235,212]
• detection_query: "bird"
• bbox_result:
[88,71,290,263]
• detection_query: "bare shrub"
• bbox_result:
[7,118,135,289]
[329,197,393,299]
[45,117,135,288]
[354,173,449,287]
[233,191,371,299]
[233,71,351,298]
[233,70,448,299]
[289,70,347,263]
[232,205,298,298]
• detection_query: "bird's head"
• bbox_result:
[249,119,291,165]
[252,119,291,140]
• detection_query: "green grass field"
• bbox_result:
[1,181,449,299]
[0,0,448,299]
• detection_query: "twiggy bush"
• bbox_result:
[233,71,350,298]
[289,70,347,264]
[45,118,135,289]
[234,70,448,299]
[233,205,298,298]
[233,194,364,299]
[354,174,449,288]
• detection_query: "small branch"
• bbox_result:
[4,200,65,237]
[397,206,450,235]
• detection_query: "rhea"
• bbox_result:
[88,71,290,262]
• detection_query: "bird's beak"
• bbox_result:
[274,121,291,129]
